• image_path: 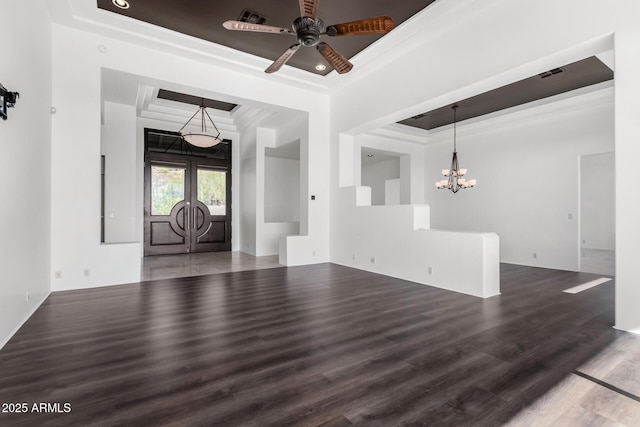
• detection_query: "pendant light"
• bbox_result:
[435,105,476,193]
[179,100,223,148]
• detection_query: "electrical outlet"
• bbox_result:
[54,271,62,279]
[427,266,433,275]
[352,253,356,261]
[370,257,376,264]
[312,250,316,256]
[26,292,30,301]
[568,213,573,220]
[533,253,537,259]
[83,269,91,277]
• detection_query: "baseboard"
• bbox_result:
[0,292,50,351]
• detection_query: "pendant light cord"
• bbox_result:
[453,104,458,153]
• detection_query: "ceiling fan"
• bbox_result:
[223,0,394,74]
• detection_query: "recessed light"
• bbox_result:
[315,64,327,71]
[112,0,130,9]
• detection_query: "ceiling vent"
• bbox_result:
[238,9,267,25]
[539,68,564,78]
[411,113,427,120]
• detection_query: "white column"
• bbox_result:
[614,28,640,333]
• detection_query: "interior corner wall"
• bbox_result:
[580,152,615,251]
[424,89,614,271]
[256,118,307,257]
[614,27,640,333]
[239,126,258,255]
[361,159,400,206]
[0,0,52,348]
[101,101,137,243]
[353,134,425,205]
[265,156,300,222]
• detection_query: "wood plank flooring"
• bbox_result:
[1,263,639,426]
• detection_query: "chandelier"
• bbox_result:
[435,105,476,193]
[179,101,223,148]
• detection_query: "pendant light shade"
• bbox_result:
[179,103,222,148]
[182,131,222,148]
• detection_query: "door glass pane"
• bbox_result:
[198,169,226,215]
[151,166,185,215]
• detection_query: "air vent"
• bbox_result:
[238,9,267,25]
[411,113,427,120]
[539,68,564,78]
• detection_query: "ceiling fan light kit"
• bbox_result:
[223,0,394,74]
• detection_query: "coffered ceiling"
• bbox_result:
[74,1,615,137]
[96,0,437,75]
[398,56,614,131]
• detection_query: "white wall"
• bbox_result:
[329,0,640,326]
[239,125,258,255]
[0,0,52,348]
[101,101,137,243]
[330,126,500,297]
[385,179,401,205]
[353,133,425,205]
[265,156,300,222]
[614,28,640,333]
[257,118,310,258]
[332,187,499,298]
[49,23,329,289]
[361,158,400,206]
[581,152,615,251]
[424,88,614,271]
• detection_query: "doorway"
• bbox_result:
[580,152,615,276]
[144,129,232,256]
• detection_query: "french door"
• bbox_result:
[144,155,231,256]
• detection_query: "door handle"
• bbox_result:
[185,201,190,230]
[193,207,197,229]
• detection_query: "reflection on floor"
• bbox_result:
[581,249,615,276]
[142,251,282,281]
[2,264,640,425]
[507,331,640,426]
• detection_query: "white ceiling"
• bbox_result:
[361,149,401,166]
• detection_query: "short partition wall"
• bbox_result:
[331,186,500,298]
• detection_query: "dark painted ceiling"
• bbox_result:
[398,56,614,131]
[97,0,436,75]
[158,89,237,111]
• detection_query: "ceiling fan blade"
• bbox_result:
[265,44,301,73]
[299,0,319,18]
[326,16,394,36]
[316,42,353,74]
[223,20,294,35]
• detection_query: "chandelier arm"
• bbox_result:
[178,107,202,134]
[163,135,182,153]
[203,108,221,137]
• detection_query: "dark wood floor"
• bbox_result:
[0,263,638,426]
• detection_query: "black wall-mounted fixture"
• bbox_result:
[0,83,20,121]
